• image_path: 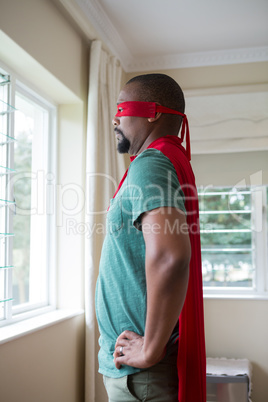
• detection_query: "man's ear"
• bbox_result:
[148,111,162,123]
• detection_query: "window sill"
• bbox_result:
[204,293,268,301]
[0,309,84,345]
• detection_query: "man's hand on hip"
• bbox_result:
[113,330,165,370]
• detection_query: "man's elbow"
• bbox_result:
[155,244,191,281]
[171,248,191,277]
[169,235,191,274]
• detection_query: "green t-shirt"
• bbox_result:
[95,148,186,378]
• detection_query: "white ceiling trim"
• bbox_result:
[125,46,268,72]
[74,0,268,72]
[74,0,132,62]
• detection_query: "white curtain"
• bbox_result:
[84,40,126,402]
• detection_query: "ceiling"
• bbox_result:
[62,0,268,72]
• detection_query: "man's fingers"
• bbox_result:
[114,338,130,351]
[114,331,144,370]
[114,356,124,369]
[113,348,128,369]
[113,345,126,358]
[117,330,140,343]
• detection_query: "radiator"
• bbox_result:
[206,357,252,402]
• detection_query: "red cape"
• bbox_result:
[114,136,206,401]
[148,136,206,402]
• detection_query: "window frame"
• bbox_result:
[199,185,268,300]
[0,62,57,326]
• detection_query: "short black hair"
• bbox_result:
[126,73,185,114]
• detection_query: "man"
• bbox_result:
[95,74,206,402]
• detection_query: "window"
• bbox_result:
[198,185,268,298]
[0,64,56,325]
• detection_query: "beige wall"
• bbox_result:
[125,61,268,90]
[0,1,89,401]
[191,151,268,187]
[0,0,88,101]
[0,314,85,402]
[126,64,268,402]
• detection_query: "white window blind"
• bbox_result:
[0,69,15,320]
[0,64,56,325]
[185,85,268,155]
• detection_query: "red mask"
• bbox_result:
[115,101,191,160]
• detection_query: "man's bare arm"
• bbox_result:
[114,207,190,369]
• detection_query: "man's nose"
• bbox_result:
[112,116,119,126]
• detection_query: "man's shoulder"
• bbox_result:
[131,148,173,167]
[126,148,179,192]
[136,147,163,159]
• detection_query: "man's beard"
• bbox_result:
[115,128,130,154]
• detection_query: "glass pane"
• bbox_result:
[200,231,252,247]
[198,186,255,289]
[200,212,251,231]
[202,251,254,287]
[12,92,49,308]
[199,190,251,212]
